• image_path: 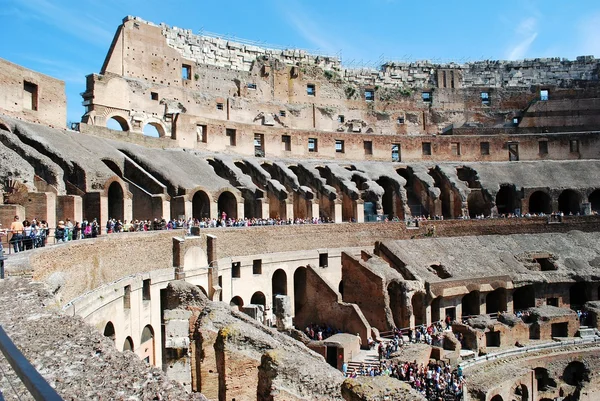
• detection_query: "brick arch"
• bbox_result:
[105,113,131,131]
[213,187,243,204]
[142,118,169,138]
[186,186,216,203]
[102,177,131,199]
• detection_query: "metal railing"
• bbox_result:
[0,325,63,400]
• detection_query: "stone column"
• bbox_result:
[334,200,343,223]
[311,201,320,220]
[260,200,270,219]
[355,200,365,223]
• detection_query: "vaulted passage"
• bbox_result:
[397,168,429,217]
[218,191,237,220]
[388,282,409,329]
[108,181,124,221]
[412,292,427,327]
[461,290,480,317]
[496,185,520,215]
[272,269,287,306]
[377,177,403,220]
[570,282,588,309]
[528,191,552,214]
[293,267,307,316]
[486,288,507,314]
[558,189,581,214]
[192,190,210,219]
[589,189,600,212]
[467,190,491,218]
[429,167,461,218]
[513,285,535,311]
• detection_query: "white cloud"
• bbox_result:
[506,17,538,60]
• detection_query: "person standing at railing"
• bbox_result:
[10,215,24,253]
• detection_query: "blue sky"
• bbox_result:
[1,0,599,125]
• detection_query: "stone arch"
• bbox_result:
[558,189,581,215]
[183,246,208,270]
[467,190,492,218]
[534,367,557,391]
[513,384,529,401]
[462,290,481,317]
[563,361,589,386]
[490,395,503,401]
[123,336,134,352]
[376,177,403,220]
[272,269,287,306]
[197,285,208,297]
[495,185,520,215]
[513,285,535,311]
[294,267,307,316]
[101,159,123,178]
[103,321,116,343]
[106,114,131,131]
[191,189,211,220]
[528,191,552,214]
[251,291,266,306]
[107,181,125,221]
[217,190,238,220]
[412,292,427,327]
[142,120,168,138]
[140,325,155,364]
[588,189,600,212]
[230,296,244,307]
[388,281,409,329]
[486,288,507,314]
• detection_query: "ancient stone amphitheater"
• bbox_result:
[1,15,600,401]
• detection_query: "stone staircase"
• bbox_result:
[578,326,597,338]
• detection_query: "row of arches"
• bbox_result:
[494,187,599,216]
[191,190,238,220]
[103,322,155,364]
[106,116,168,138]
[228,268,289,309]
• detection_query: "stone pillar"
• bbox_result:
[237,202,245,220]
[57,195,83,224]
[25,192,56,230]
[506,290,514,313]
[206,234,221,302]
[334,200,343,223]
[152,195,170,220]
[171,196,191,220]
[355,200,365,223]
[285,201,294,221]
[124,196,133,223]
[311,201,320,220]
[100,195,109,233]
[260,201,270,219]
[273,295,293,330]
[210,200,219,220]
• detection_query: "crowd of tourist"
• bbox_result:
[304,323,343,341]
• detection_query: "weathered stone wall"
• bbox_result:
[0,58,66,128]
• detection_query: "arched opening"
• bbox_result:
[513,285,536,311]
[107,116,130,131]
[217,191,238,220]
[529,191,552,214]
[570,282,588,309]
[338,280,343,297]
[589,190,600,213]
[388,281,409,329]
[467,190,492,218]
[514,384,529,401]
[294,267,307,316]
[123,336,134,352]
[558,189,581,215]
[429,167,462,219]
[108,181,125,222]
[140,325,155,364]
[412,292,427,327]
[272,269,287,306]
[462,290,481,318]
[377,177,403,220]
[496,185,519,215]
[397,168,429,217]
[490,394,504,401]
[192,190,210,220]
[563,361,589,386]
[534,367,557,391]
[431,297,441,323]
[251,291,266,306]
[197,285,208,297]
[143,122,166,138]
[103,321,116,343]
[486,288,507,314]
[230,296,244,308]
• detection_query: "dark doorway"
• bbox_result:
[293,267,307,315]
[462,291,481,317]
[485,331,501,347]
[103,321,116,343]
[486,288,507,314]
[192,190,210,219]
[513,285,535,311]
[570,282,588,309]
[558,189,581,214]
[528,191,551,214]
[551,322,568,338]
[218,191,237,219]
[326,346,338,368]
[589,190,600,212]
[496,185,519,215]
[108,182,124,221]
[272,269,287,306]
